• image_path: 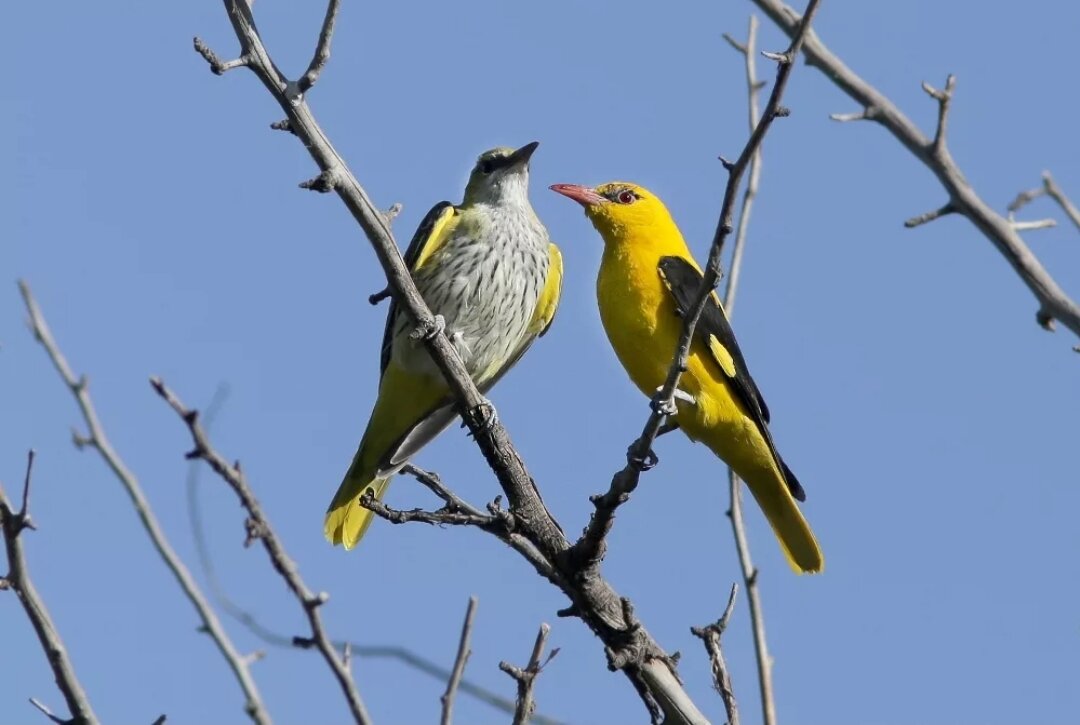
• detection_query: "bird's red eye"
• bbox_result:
[617,190,636,204]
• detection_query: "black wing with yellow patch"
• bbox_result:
[657,256,805,501]
[380,201,457,376]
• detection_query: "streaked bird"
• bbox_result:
[550,181,822,573]
[326,143,563,549]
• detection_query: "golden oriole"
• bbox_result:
[325,143,563,549]
[550,181,822,573]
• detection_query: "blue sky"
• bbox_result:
[4,1,1080,723]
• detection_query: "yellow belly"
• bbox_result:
[596,247,776,479]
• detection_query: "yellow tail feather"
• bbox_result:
[739,473,824,574]
[324,470,392,550]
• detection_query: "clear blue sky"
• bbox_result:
[4,1,1079,723]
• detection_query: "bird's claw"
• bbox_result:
[411,314,446,341]
[627,444,659,472]
[650,386,695,416]
[464,397,499,435]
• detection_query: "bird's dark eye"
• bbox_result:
[617,190,637,204]
[479,160,495,174]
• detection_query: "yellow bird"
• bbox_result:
[550,181,822,573]
[326,143,563,549]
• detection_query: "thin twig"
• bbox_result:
[149,378,371,725]
[691,584,740,725]
[297,0,339,92]
[728,472,775,725]
[719,19,778,725]
[750,0,1080,343]
[1042,173,1080,233]
[1009,172,1080,234]
[441,597,478,725]
[196,2,709,720]
[500,624,558,725]
[187,459,565,725]
[570,0,823,581]
[17,281,270,725]
[2,453,100,725]
[723,15,765,316]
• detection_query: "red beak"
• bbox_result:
[549,183,606,207]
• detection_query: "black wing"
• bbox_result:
[657,256,805,501]
[380,201,455,376]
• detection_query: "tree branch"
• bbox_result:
[149,378,371,725]
[691,584,740,725]
[750,0,1080,343]
[500,623,558,725]
[17,281,271,725]
[187,453,567,725]
[718,18,778,725]
[195,2,716,720]
[441,597,478,725]
[1009,171,1080,234]
[2,452,100,725]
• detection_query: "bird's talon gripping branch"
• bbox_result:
[410,314,446,341]
[627,445,659,472]
[471,398,499,431]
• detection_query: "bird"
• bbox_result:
[550,181,822,573]
[325,143,563,549]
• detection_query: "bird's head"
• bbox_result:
[549,181,670,242]
[463,142,539,206]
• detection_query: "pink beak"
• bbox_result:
[549,183,606,207]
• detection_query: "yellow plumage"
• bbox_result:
[551,181,823,573]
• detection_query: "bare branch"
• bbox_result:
[187,455,566,725]
[719,19,777,725]
[18,281,270,725]
[749,0,1080,342]
[441,597,478,725]
[724,14,764,315]
[904,202,958,229]
[197,2,709,719]
[727,472,775,725]
[193,37,248,75]
[691,584,740,725]
[1042,172,1080,233]
[571,0,822,589]
[2,454,100,725]
[500,624,558,725]
[149,378,371,725]
[1009,218,1057,232]
[297,0,340,92]
[1011,172,1080,234]
[920,74,955,154]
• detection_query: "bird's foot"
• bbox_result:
[627,443,659,472]
[465,397,499,435]
[650,386,695,416]
[410,314,446,341]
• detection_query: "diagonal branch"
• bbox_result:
[149,378,371,725]
[195,2,716,721]
[18,281,271,725]
[2,451,101,725]
[752,0,1080,343]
